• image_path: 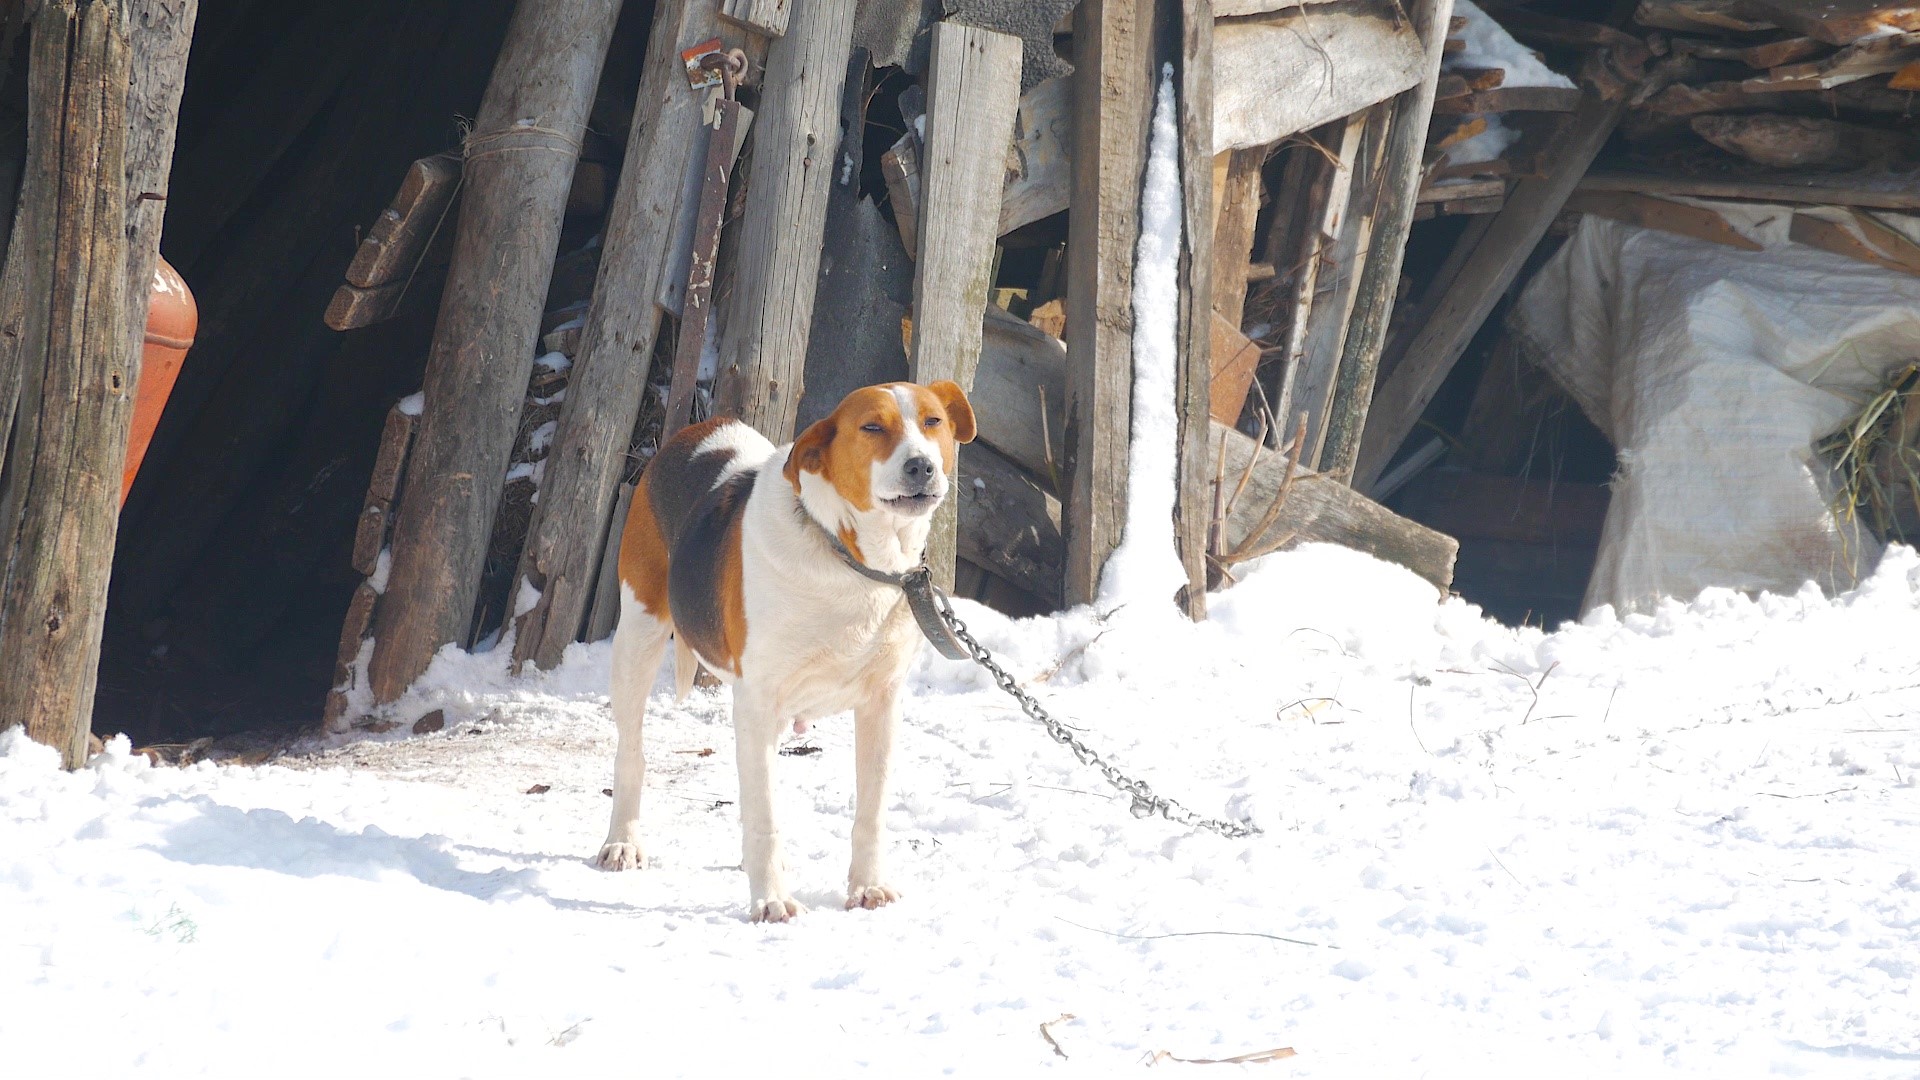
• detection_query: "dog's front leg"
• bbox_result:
[847,683,902,910]
[734,686,803,922]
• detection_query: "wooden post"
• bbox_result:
[1063,0,1159,606]
[1312,0,1454,483]
[909,20,1024,589]
[366,0,620,705]
[0,1,135,767]
[1351,82,1631,491]
[509,0,721,674]
[711,0,859,441]
[1172,0,1213,618]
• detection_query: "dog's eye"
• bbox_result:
[924,416,942,427]
[860,422,885,434]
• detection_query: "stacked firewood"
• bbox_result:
[1621,0,1920,174]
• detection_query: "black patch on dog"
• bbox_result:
[668,467,756,672]
[647,418,738,549]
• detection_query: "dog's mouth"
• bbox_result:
[882,492,941,514]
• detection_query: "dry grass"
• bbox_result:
[1821,363,1920,545]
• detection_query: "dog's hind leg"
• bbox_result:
[597,586,669,871]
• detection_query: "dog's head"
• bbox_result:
[783,381,977,527]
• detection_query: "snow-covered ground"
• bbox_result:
[4,542,1919,1078]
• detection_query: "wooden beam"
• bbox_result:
[1063,0,1156,606]
[1173,0,1215,619]
[1563,190,1763,251]
[1207,145,1264,424]
[711,0,859,441]
[1314,0,1454,483]
[1576,169,1920,211]
[1351,78,1629,493]
[366,0,621,705]
[910,20,1025,589]
[0,0,135,767]
[1790,209,1920,277]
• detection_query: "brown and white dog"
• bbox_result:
[597,381,977,921]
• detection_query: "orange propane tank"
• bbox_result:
[122,256,196,506]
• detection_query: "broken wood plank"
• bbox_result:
[956,441,1064,607]
[1744,31,1920,90]
[1000,74,1073,235]
[1563,190,1763,250]
[1418,176,1505,203]
[712,0,859,440]
[344,153,461,288]
[366,0,621,704]
[1210,311,1261,425]
[1747,0,1920,46]
[1430,85,1585,114]
[1353,81,1632,493]
[1213,1,1425,153]
[1578,168,1920,210]
[1691,112,1918,169]
[1063,0,1157,605]
[1789,209,1920,276]
[911,20,1025,589]
[881,131,921,258]
[1317,0,1457,483]
[322,280,408,331]
[721,0,789,37]
[509,0,725,674]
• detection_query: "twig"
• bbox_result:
[1057,917,1333,949]
[1144,1046,1297,1066]
[1039,1013,1075,1060]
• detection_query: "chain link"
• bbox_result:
[932,591,1262,839]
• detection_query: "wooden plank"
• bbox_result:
[583,481,638,644]
[1748,0,1920,45]
[1213,1,1425,153]
[880,132,921,258]
[1439,193,1507,215]
[1352,83,1631,493]
[0,0,136,767]
[1430,85,1585,114]
[1000,74,1073,235]
[721,0,789,36]
[663,95,749,436]
[351,498,389,577]
[1564,190,1763,250]
[1215,0,1338,14]
[322,280,407,331]
[1672,33,1823,69]
[1174,0,1215,618]
[366,0,621,704]
[1063,0,1156,606]
[909,21,1024,589]
[1789,209,1920,276]
[1316,0,1455,482]
[1210,148,1264,334]
[1209,311,1261,424]
[1744,32,1920,90]
[972,305,1070,491]
[1418,176,1505,203]
[1578,168,1920,210]
[506,0,722,674]
[1632,0,1777,35]
[344,153,462,288]
[711,0,859,440]
[1691,113,1918,169]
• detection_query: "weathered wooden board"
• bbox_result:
[584,481,637,644]
[911,21,1024,588]
[1216,0,1338,14]
[881,131,921,258]
[721,0,789,36]
[955,441,1063,607]
[322,280,407,331]
[1790,209,1920,276]
[1748,0,1920,45]
[1632,0,1777,35]
[345,153,461,288]
[1744,31,1920,90]
[351,499,389,577]
[1563,190,1763,250]
[1672,33,1823,69]
[1000,74,1072,235]
[1578,168,1920,210]
[1213,2,1425,153]
[366,0,621,703]
[1210,311,1261,425]
[712,0,859,440]
[1430,85,1584,114]
[1174,0,1216,618]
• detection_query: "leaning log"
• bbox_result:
[1173,0,1215,618]
[366,0,620,705]
[910,20,1024,589]
[0,1,137,767]
[712,0,860,440]
[509,0,722,674]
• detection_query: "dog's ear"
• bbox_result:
[928,380,976,444]
[784,417,835,487]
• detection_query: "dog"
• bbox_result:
[597,380,977,922]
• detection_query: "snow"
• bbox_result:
[396,391,424,417]
[6,540,1920,1076]
[1100,64,1186,610]
[1448,1,1574,90]
[533,351,571,374]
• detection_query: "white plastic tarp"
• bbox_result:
[1509,201,1920,615]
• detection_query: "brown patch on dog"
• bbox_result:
[836,525,866,565]
[618,474,671,619]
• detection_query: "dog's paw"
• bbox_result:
[595,841,645,871]
[845,883,901,911]
[749,895,806,923]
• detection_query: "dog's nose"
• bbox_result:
[903,455,935,484]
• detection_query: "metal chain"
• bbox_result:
[931,590,1263,839]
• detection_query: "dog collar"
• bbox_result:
[817,526,971,661]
